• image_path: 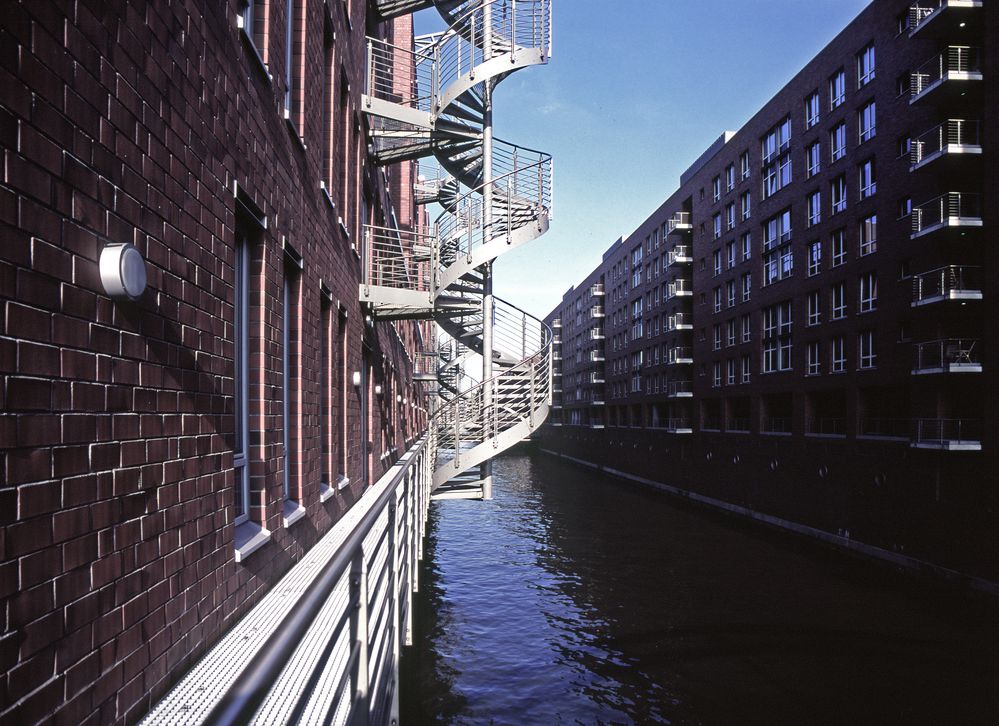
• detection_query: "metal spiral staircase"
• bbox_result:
[360,0,553,497]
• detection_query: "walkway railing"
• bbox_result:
[141,437,432,726]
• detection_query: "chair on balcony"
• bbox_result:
[955,341,976,365]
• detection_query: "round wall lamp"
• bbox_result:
[99,243,147,300]
[352,371,362,387]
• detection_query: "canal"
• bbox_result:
[400,449,999,725]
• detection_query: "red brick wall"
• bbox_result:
[1,1,428,723]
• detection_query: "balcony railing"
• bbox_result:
[667,347,693,364]
[908,1,982,37]
[666,417,692,433]
[590,306,605,319]
[667,380,692,397]
[590,350,605,362]
[912,265,982,305]
[667,212,692,233]
[806,417,846,437]
[668,278,693,298]
[911,119,981,170]
[727,417,751,433]
[590,282,605,296]
[762,417,792,435]
[910,192,982,237]
[912,338,981,373]
[668,245,692,265]
[910,46,982,102]
[912,418,982,450]
[552,318,561,328]
[668,312,693,330]
[590,327,605,340]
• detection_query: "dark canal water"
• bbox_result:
[400,449,999,725]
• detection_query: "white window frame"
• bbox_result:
[832,282,847,320]
[832,336,846,372]
[807,290,821,326]
[859,271,877,312]
[234,237,251,525]
[859,214,877,256]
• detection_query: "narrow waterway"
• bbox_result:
[400,449,999,725]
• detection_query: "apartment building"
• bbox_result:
[1,1,431,723]
[545,0,997,591]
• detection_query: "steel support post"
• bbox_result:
[479,0,495,501]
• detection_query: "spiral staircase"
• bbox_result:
[360,0,553,495]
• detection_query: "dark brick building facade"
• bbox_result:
[545,0,998,590]
[1,1,429,722]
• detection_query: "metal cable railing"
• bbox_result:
[911,192,981,234]
[911,119,980,166]
[911,46,982,97]
[912,265,981,303]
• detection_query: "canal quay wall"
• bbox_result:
[539,426,999,596]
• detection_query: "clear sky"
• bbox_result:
[416,0,872,319]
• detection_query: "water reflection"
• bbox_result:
[401,450,999,725]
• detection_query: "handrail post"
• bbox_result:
[349,550,370,726]
[387,486,401,725]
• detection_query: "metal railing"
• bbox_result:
[910,1,980,33]
[762,417,792,434]
[668,347,693,363]
[668,278,693,298]
[667,211,692,232]
[365,36,436,111]
[363,224,437,292]
[668,245,692,264]
[666,417,692,431]
[590,282,605,296]
[913,338,981,371]
[668,312,693,330]
[913,418,981,446]
[912,265,981,303]
[911,46,982,98]
[727,417,751,432]
[806,417,846,436]
[911,192,981,234]
[141,437,432,726]
[911,119,980,166]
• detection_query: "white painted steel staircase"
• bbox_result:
[360,0,553,494]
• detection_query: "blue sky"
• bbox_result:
[416,0,872,319]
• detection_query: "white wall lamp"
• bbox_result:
[352,371,362,387]
[99,243,147,301]
[396,394,402,403]
[374,384,383,396]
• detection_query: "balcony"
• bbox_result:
[910,192,982,238]
[668,278,693,299]
[666,417,693,434]
[858,417,911,441]
[591,397,605,407]
[805,417,846,437]
[590,306,605,319]
[668,245,692,266]
[552,318,561,328]
[908,1,982,40]
[590,327,605,340]
[667,347,693,365]
[590,283,605,297]
[912,265,982,306]
[667,380,693,398]
[911,418,981,451]
[910,46,982,105]
[910,119,981,171]
[668,313,693,331]
[912,338,981,374]
[667,212,692,234]
[590,350,605,363]
[590,372,605,384]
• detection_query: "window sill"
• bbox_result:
[285,114,307,152]
[321,181,336,212]
[283,500,306,527]
[319,482,335,502]
[234,521,272,563]
[239,28,272,83]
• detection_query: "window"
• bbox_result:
[725,203,735,231]
[631,246,643,288]
[727,358,736,385]
[726,164,736,192]
[762,300,793,373]
[806,141,821,178]
[897,135,912,158]
[726,241,736,269]
[713,362,722,388]
[763,209,793,285]
[713,213,722,240]
[741,232,752,261]
[233,235,251,525]
[807,240,822,276]
[727,319,737,347]
[859,214,877,256]
[898,196,912,219]
[831,175,846,214]
[857,43,875,87]
[807,290,821,326]
[831,282,847,319]
[807,341,821,376]
[741,272,751,302]
[740,191,751,221]
[284,0,302,126]
[858,330,876,369]
[831,336,846,372]
[320,294,332,491]
[741,354,751,383]
[282,261,301,510]
[859,271,878,312]
[830,123,846,162]
[740,151,751,180]
[896,72,911,98]
[807,190,821,227]
[805,91,820,129]
[241,0,266,54]
[727,280,736,308]
[761,118,792,199]
[829,68,846,109]
[713,286,722,313]
[320,23,336,197]
[713,324,722,350]
[712,176,722,201]
[858,101,876,143]
[859,158,876,198]
[741,314,751,343]
[713,249,722,276]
